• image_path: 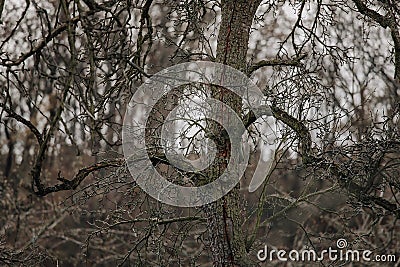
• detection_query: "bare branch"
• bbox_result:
[0,0,4,23]
[0,102,43,145]
[1,9,96,67]
[352,0,400,80]
[247,54,307,75]
[35,158,125,196]
[352,0,391,28]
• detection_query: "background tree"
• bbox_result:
[0,0,399,266]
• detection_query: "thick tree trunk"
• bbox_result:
[204,1,261,266]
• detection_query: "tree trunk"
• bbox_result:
[204,1,261,266]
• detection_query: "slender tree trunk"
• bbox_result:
[204,1,261,266]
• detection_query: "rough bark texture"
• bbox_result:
[204,1,262,266]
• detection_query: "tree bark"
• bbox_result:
[204,1,261,266]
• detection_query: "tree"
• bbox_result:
[0,0,399,266]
